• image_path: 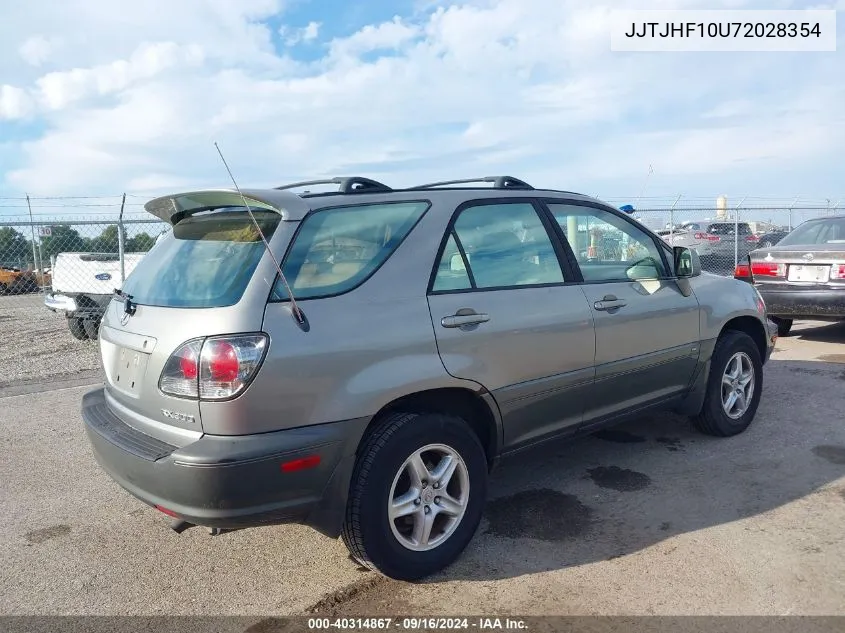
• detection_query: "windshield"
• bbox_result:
[777,218,845,247]
[121,208,281,308]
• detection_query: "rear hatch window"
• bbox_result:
[122,209,281,308]
[778,218,845,246]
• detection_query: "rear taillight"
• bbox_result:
[734,264,751,278]
[750,262,785,277]
[159,334,268,400]
[746,235,760,243]
[160,340,202,397]
[831,264,845,280]
[695,232,720,242]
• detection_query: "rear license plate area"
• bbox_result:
[114,347,150,395]
[787,265,829,283]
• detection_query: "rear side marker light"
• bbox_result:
[281,455,321,473]
[159,334,269,401]
[155,505,178,518]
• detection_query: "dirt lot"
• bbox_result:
[0,320,844,616]
[0,294,102,388]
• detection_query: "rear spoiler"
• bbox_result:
[143,189,313,225]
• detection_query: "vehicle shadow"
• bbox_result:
[430,357,845,583]
[788,321,845,345]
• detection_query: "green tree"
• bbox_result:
[40,225,92,258]
[0,227,33,267]
[126,232,155,252]
[90,225,120,253]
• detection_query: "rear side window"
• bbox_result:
[272,201,429,300]
[122,209,281,308]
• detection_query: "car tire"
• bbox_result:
[772,317,793,337]
[694,330,763,437]
[341,411,488,581]
[83,318,100,340]
[0,283,7,295]
[68,317,88,340]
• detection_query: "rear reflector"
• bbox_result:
[155,505,179,517]
[281,455,321,473]
[750,262,785,277]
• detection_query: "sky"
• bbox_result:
[1,0,844,213]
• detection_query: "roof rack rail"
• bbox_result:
[274,176,392,194]
[413,176,534,190]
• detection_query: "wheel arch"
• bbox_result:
[363,387,503,470]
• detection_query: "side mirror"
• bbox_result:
[673,246,701,278]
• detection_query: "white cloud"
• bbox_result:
[18,35,55,67]
[281,21,322,46]
[2,0,844,199]
[0,85,33,119]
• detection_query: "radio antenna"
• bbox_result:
[213,141,306,327]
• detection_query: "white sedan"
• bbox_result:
[656,228,721,256]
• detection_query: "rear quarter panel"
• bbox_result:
[198,200,489,436]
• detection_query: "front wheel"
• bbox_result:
[694,330,763,437]
[342,411,488,581]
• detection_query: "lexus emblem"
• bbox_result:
[802,253,814,262]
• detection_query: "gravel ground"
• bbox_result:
[0,321,844,617]
[0,294,102,386]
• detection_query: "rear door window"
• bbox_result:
[272,201,429,300]
[431,202,565,291]
[121,209,281,308]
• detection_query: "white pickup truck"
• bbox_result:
[45,252,149,339]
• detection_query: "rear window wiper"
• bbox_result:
[113,288,137,316]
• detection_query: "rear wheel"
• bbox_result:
[694,330,763,437]
[342,411,488,581]
[67,317,88,340]
[772,317,793,337]
[0,283,7,295]
[83,318,100,340]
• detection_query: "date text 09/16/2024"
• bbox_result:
[307,618,528,630]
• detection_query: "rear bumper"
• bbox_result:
[81,388,369,534]
[45,292,111,318]
[758,287,845,319]
[44,293,78,313]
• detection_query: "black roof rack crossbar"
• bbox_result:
[413,176,534,190]
[274,177,392,194]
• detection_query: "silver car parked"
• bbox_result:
[81,175,777,580]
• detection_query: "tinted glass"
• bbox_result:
[448,203,564,289]
[272,201,429,300]
[122,209,280,308]
[549,204,666,281]
[778,218,845,246]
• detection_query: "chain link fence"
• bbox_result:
[0,202,838,374]
[0,215,169,299]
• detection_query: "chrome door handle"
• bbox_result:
[441,312,490,328]
[593,295,627,311]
